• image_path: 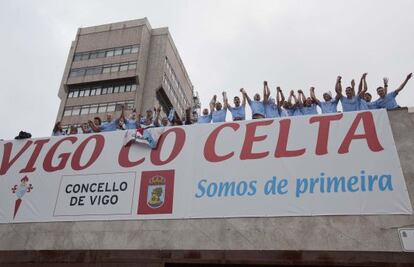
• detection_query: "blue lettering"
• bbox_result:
[296,178,308,198]
[347,176,359,192]
[195,179,207,198]
[379,175,393,191]
[247,181,257,196]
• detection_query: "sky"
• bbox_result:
[0,0,413,139]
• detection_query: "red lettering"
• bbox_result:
[71,135,105,170]
[204,123,240,162]
[0,140,33,175]
[118,144,145,168]
[338,112,384,154]
[151,128,186,165]
[310,114,343,155]
[19,139,50,173]
[240,120,273,160]
[275,119,306,158]
[43,137,77,172]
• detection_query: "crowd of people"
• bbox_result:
[52,73,412,136]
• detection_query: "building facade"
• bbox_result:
[56,18,197,130]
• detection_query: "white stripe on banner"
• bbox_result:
[0,110,412,223]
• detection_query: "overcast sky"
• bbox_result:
[0,0,413,139]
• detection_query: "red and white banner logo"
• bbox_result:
[138,170,175,214]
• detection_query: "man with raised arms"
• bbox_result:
[210,93,227,123]
[311,78,341,114]
[298,88,319,115]
[263,82,284,118]
[372,73,412,110]
[336,76,360,112]
[241,82,266,119]
[224,89,246,121]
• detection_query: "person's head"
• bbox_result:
[304,97,313,106]
[233,96,241,107]
[282,101,291,109]
[146,109,153,119]
[53,121,62,133]
[130,111,137,120]
[377,86,386,98]
[94,117,102,126]
[69,125,78,135]
[192,111,198,122]
[364,92,372,102]
[202,108,209,115]
[345,86,353,98]
[81,123,90,133]
[254,93,261,101]
[323,92,332,101]
[161,117,169,126]
[268,98,275,105]
[215,101,222,111]
[106,113,112,122]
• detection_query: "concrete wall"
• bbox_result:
[1,109,413,255]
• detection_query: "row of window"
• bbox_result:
[74,45,139,62]
[63,100,135,117]
[69,61,137,78]
[163,73,184,113]
[68,83,137,98]
[164,57,190,108]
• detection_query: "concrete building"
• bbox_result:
[56,18,197,130]
[0,108,413,266]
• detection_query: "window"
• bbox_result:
[113,86,120,93]
[125,84,131,92]
[126,101,135,110]
[68,91,74,98]
[128,63,137,70]
[119,64,128,72]
[84,89,90,97]
[90,88,96,96]
[115,103,124,111]
[74,54,82,61]
[81,53,89,60]
[73,90,79,98]
[80,106,89,115]
[95,88,102,95]
[102,66,111,74]
[86,67,101,75]
[114,48,123,56]
[123,47,131,54]
[101,87,108,95]
[119,85,125,93]
[72,107,81,116]
[89,52,98,59]
[131,84,137,91]
[107,103,116,112]
[79,90,85,97]
[98,105,107,113]
[110,65,119,72]
[106,50,114,57]
[131,45,139,53]
[97,51,106,58]
[63,109,72,117]
[107,86,114,94]
[89,105,98,114]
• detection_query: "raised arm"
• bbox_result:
[240,88,247,106]
[294,90,301,106]
[222,91,229,109]
[297,90,305,105]
[350,79,356,96]
[209,95,216,113]
[276,87,283,106]
[278,87,285,105]
[263,81,270,103]
[310,87,320,104]
[395,73,412,94]
[241,88,252,104]
[287,90,294,105]
[88,120,101,132]
[335,76,343,98]
[358,73,368,97]
[383,77,388,94]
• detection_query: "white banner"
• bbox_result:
[0,110,412,223]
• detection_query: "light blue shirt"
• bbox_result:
[340,96,359,112]
[198,114,212,123]
[228,105,246,120]
[292,107,303,116]
[301,104,318,115]
[248,100,265,117]
[318,99,339,114]
[100,120,117,132]
[265,100,281,118]
[285,108,295,116]
[212,108,227,123]
[373,91,399,110]
[125,119,137,129]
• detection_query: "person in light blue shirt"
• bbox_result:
[355,73,378,111]
[373,73,412,110]
[197,108,212,123]
[263,84,284,118]
[99,114,118,131]
[336,76,361,112]
[310,82,340,114]
[298,89,318,115]
[224,89,246,121]
[241,83,266,119]
[210,93,227,123]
